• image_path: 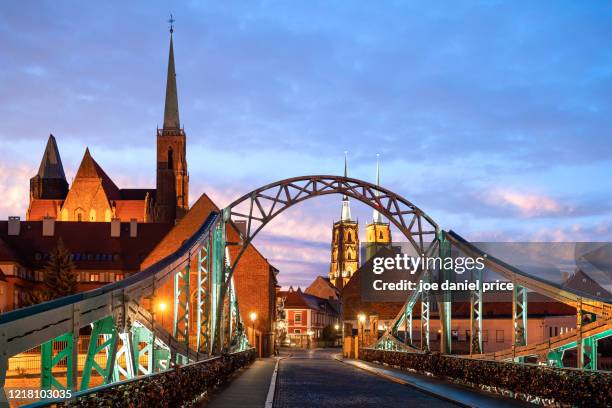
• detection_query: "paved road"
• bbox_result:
[274,349,458,408]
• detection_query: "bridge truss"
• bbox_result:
[1,174,611,406]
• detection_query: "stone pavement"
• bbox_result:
[205,357,277,408]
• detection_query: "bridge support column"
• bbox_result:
[512,284,527,356]
[41,332,75,391]
[438,231,452,355]
[81,315,119,389]
[470,268,483,355]
[173,262,191,350]
[212,217,226,355]
[421,289,430,351]
[196,240,211,354]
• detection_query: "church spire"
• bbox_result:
[372,154,384,223]
[163,14,180,130]
[341,151,352,221]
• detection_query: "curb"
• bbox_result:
[333,355,472,408]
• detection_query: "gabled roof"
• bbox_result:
[74,148,120,199]
[281,288,339,316]
[119,189,156,200]
[36,134,66,180]
[563,269,612,299]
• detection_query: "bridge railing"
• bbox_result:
[0,211,251,406]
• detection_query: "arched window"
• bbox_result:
[167,147,174,169]
[75,208,85,222]
[379,231,384,240]
[89,208,96,222]
[347,231,352,242]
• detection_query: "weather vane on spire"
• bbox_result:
[168,13,175,34]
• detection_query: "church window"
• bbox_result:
[75,208,85,222]
[347,231,352,242]
[379,231,384,239]
[167,147,174,169]
[104,209,112,222]
[89,208,96,222]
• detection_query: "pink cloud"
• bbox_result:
[480,188,572,217]
[0,164,33,219]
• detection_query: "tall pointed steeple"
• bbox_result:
[372,154,383,223]
[341,151,352,221]
[29,134,69,200]
[163,19,180,130]
[156,14,189,223]
[37,134,66,180]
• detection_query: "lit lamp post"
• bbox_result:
[358,313,366,347]
[307,329,314,349]
[250,311,257,352]
[158,301,167,327]
[334,323,340,347]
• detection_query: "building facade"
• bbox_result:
[27,28,188,225]
[328,155,359,289]
[278,287,340,348]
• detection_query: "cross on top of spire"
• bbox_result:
[168,13,175,34]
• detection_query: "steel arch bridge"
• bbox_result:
[1,175,611,405]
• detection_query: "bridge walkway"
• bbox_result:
[204,357,276,408]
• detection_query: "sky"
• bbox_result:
[1,1,611,288]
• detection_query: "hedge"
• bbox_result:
[361,348,611,407]
[60,349,256,408]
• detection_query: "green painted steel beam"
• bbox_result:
[41,333,74,391]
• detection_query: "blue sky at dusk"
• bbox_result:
[1,1,611,288]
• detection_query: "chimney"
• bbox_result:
[234,220,247,238]
[111,218,121,237]
[42,216,55,237]
[562,271,570,282]
[130,219,137,238]
[8,216,20,236]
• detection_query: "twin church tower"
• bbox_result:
[27,27,188,224]
[328,155,391,289]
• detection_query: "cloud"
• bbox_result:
[479,189,571,218]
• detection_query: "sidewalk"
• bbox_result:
[339,357,533,408]
[205,358,277,408]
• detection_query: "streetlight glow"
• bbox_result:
[358,313,366,323]
[250,311,257,322]
[334,324,340,330]
[158,301,167,312]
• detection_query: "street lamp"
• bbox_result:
[307,329,314,349]
[158,301,167,327]
[334,324,340,331]
[358,313,366,346]
[250,312,257,350]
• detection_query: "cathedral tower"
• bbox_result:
[29,134,68,200]
[329,153,359,289]
[365,155,391,261]
[156,22,189,223]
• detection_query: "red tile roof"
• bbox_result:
[0,220,172,271]
[27,199,62,220]
[114,200,146,222]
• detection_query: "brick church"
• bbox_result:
[27,30,187,224]
[1,26,278,357]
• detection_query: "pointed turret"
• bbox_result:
[29,134,69,199]
[341,152,352,221]
[156,17,189,223]
[163,31,180,129]
[372,154,383,223]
